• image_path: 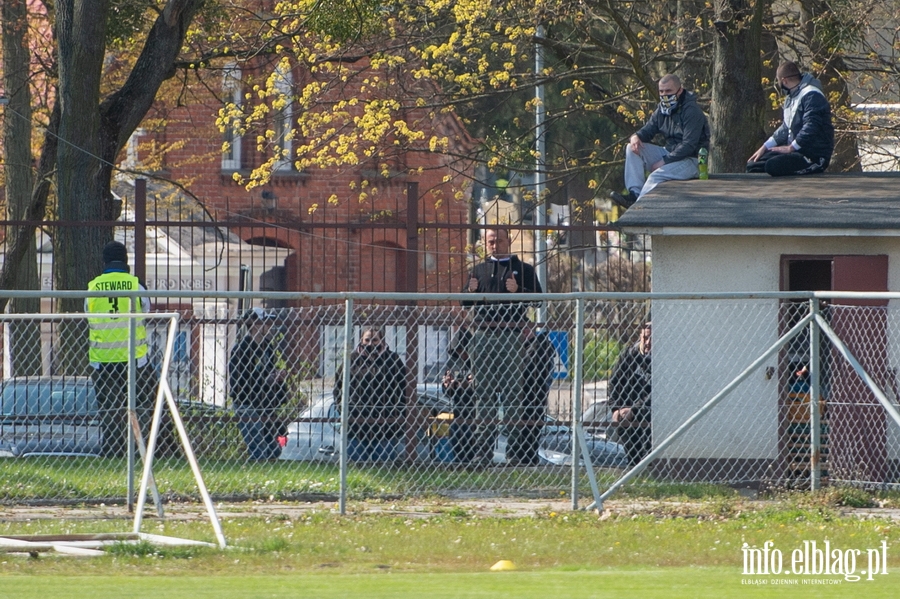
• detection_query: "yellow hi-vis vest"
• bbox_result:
[86,272,148,363]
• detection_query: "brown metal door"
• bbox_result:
[828,255,889,483]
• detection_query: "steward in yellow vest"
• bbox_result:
[86,271,148,364]
[84,241,154,458]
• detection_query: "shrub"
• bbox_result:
[582,333,624,381]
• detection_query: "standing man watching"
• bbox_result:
[462,228,542,465]
[229,307,287,461]
[747,61,834,176]
[85,241,154,458]
[610,74,711,210]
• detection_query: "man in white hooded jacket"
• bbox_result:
[747,61,834,176]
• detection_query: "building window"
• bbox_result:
[121,128,146,171]
[272,63,294,171]
[221,62,242,171]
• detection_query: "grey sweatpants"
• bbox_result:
[624,142,699,198]
[470,329,523,463]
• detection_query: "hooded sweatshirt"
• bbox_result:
[766,73,834,162]
[634,90,711,164]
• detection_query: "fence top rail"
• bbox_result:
[0,312,182,321]
[1,290,899,302]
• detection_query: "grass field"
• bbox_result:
[2,492,900,597]
[2,569,898,599]
[0,455,742,503]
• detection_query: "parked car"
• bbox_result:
[0,376,102,458]
[0,376,218,459]
[582,398,615,437]
[280,384,628,467]
[536,414,628,467]
[279,384,444,462]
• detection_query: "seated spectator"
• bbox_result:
[610,74,710,209]
[746,61,834,177]
[608,321,652,466]
[333,328,407,462]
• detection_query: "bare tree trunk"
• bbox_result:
[54,0,112,374]
[53,0,206,316]
[710,0,771,173]
[0,102,59,298]
[55,0,111,308]
[50,0,204,372]
[799,0,861,172]
[758,10,781,135]
[3,0,43,375]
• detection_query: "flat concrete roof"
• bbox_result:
[616,172,900,236]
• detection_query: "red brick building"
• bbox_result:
[136,56,478,296]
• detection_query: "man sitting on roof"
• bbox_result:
[610,74,711,210]
[746,61,834,177]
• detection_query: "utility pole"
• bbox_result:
[535,26,548,323]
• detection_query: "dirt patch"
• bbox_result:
[4,497,900,523]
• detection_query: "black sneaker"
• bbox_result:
[609,190,638,209]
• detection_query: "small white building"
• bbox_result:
[617,173,900,485]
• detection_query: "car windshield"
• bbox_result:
[0,381,95,417]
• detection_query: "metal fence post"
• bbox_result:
[127,304,137,512]
[134,178,147,284]
[339,298,354,515]
[571,298,585,509]
[589,312,815,511]
[809,299,822,491]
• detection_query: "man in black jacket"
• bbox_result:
[505,332,555,465]
[333,328,407,462]
[442,329,476,464]
[747,61,834,176]
[462,228,542,464]
[610,74,711,209]
[608,321,652,467]
[229,308,286,461]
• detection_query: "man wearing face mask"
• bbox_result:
[610,74,711,210]
[746,61,834,176]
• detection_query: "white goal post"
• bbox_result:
[0,308,225,549]
[134,312,226,548]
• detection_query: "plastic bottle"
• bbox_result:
[698,147,709,180]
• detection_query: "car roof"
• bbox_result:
[1,377,94,391]
[2,376,93,383]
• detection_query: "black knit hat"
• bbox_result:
[102,241,128,265]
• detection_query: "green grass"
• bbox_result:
[2,498,900,597]
[2,569,898,599]
[7,455,900,521]
[1,456,626,502]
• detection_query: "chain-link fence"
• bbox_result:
[2,292,900,511]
